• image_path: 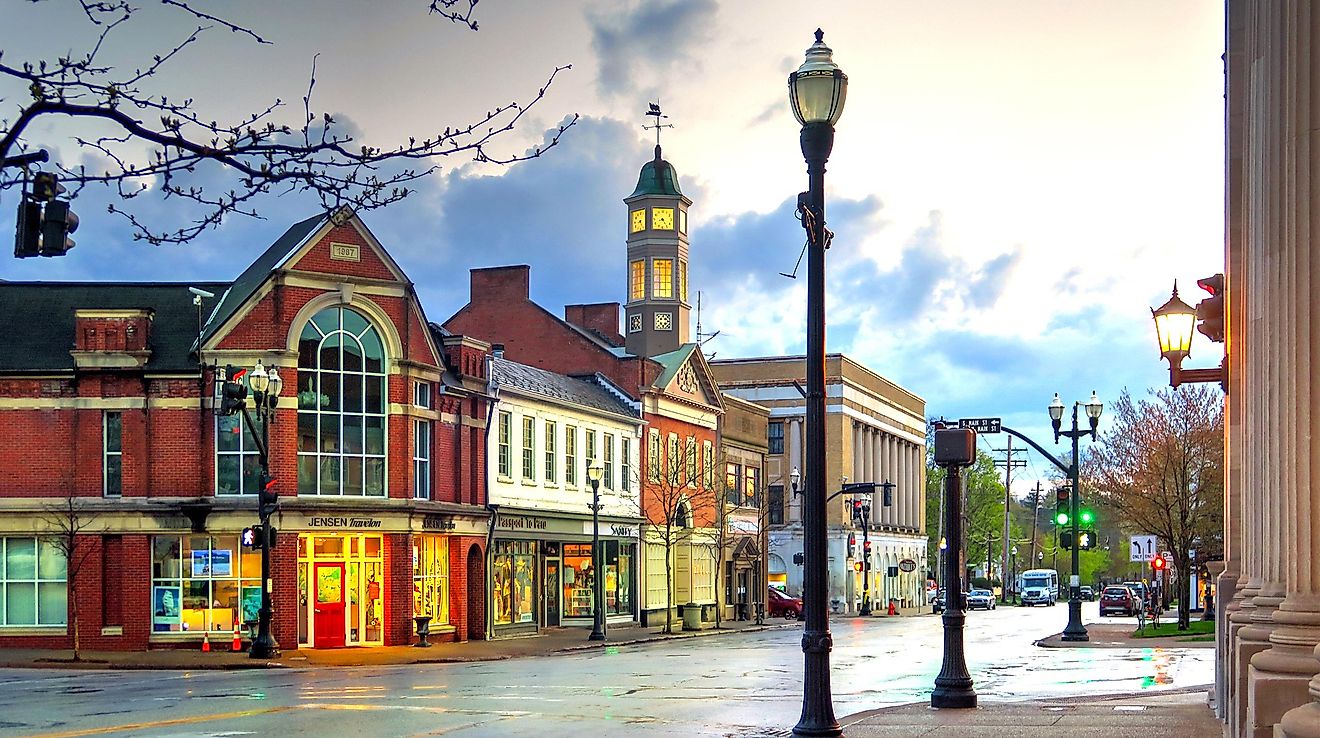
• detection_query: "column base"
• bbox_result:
[1247,598,1320,737]
[1279,679,1320,738]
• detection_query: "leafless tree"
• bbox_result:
[643,438,717,634]
[41,494,96,661]
[1085,386,1225,629]
[1,0,577,245]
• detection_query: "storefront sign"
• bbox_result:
[307,516,383,529]
[498,515,549,531]
[579,521,640,538]
[608,524,639,538]
[420,514,456,531]
[899,558,918,573]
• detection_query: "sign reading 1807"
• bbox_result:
[958,417,1002,434]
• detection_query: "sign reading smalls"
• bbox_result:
[898,558,918,573]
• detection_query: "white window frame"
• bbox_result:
[521,416,536,481]
[603,433,615,490]
[498,411,512,479]
[565,425,578,487]
[104,411,122,497]
[544,420,558,485]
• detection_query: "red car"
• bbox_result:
[1100,585,1138,617]
[767,587,803,619]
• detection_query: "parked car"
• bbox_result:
[1100,585,1138,616]
[967,589,996,610]
[767,587,803,619]
[932,589,946,614]
[1079,586,1095,601]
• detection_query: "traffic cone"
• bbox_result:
[201,633,211,653]
[231,625,242,652]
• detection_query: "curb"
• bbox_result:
[838,684,1216,725]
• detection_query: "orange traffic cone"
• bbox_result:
[201,632,211,653]
[231,625,242,652]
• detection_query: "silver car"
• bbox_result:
[966,589,996,610]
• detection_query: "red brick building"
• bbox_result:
[444,147,731,626]
[0,209,492,651]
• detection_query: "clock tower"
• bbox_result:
[624,143,692,358]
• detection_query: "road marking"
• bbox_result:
[21,706,295,738]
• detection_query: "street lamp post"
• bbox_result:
[1010,546,1018,605]
[1048,391,1103,642]
[239,361,282,659]
[788,27,847,738]
[931,426,977,709]
[587,461,606,641]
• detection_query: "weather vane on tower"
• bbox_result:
[643,101,674,159]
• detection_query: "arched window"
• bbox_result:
[675,500,690,529]
[296,307,387,496]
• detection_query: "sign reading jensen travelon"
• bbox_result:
[308,516,383,529]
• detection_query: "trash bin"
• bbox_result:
[683,603,702,631]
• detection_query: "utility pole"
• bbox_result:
[993,440,1025,602]
[1027,481,1043,571]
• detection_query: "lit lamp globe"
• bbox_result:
[249,360,269,394]
[1151,283,1197,368]
[788,29,848,127]
[587,462,604,485]
[1084,390,1102,435]
[267,367,282,400]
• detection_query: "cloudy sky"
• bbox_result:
[1,0,1226,493]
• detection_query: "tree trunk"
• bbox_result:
[70,578,81,662]
[664,530,674,635]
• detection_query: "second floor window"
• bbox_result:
[498,411,512,478]
[104,411,122,496]
[685,437,697,485]
[565,425,578,486]
[414,419,431,499]
[702,441,714,488]
[621,437,632,492]
[667,434,680,485]
[603,433,615,489]
[545,420,557,484]
[216,413,259,496]
[647,431,661,483]
[296,307,386,496]
[769,485,785,525]
[726,463,743,506]
[744,467,759,508]
[768,421,784,455]
[521,416,536,480]
[585,429,597,476]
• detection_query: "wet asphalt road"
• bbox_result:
[0,602,1212,738]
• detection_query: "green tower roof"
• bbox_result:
[628,145,683,198]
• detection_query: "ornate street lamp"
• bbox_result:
[237,360,282,659]
[1049,391,1101,643]
[587,461,606,641]
[1150,281,1226,388]
[788,27,847,738]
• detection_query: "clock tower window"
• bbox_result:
[629,260,646,300]
[652,258,674,299]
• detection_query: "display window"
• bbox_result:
[561,541,634,618]
[151,535,258,633]
[296,534,384,647]
[492,540,537,626]
[412,535,450,625]
[1,537,66,627]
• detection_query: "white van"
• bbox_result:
[1018,569,1059,606]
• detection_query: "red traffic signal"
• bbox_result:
[1152,556,1167,572]
[853,561,864,572]
[1056,486,1070,504]
[1194,273,1225,343]
[863,540,872,554]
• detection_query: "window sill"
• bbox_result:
[0,626,66,636]
[521,479,538,487]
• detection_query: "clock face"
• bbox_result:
[652,207,675,230]
[630,209,646,233]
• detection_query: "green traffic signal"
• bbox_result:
[1055,512,1070,526]
[1080,509,1094,524]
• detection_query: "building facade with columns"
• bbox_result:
[710,354,927,614]
[1218,4,1320,736]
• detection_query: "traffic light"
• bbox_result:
[241,525,263,549]
[853,561,864,572]
[216,365,249,416]
[1152,555,1167,573]
[1079,508,1094,526]
[1055,485,1070,526]
[852,499,863,523]
[863,540,872,562]
[258,472,279,519]
[1058,529,1074,549]
[1195,274,1225,343]
[1077,531,1093,550]
[13,172,78,258]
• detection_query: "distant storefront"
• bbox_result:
[490,509,641,636]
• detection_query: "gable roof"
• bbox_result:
[0,282,230,372]
[492,357,638,421]
[649,343,726,412]
[197,211,328,347]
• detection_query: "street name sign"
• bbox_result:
[958,417,1002,434]
[1130,534,1158,562]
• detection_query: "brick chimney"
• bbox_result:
[564,303,623,346]
[470,265,530,304]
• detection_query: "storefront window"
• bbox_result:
[1,538,66,627]
[562,541,634,618]
[412,536,450,625]
[296,534,384,646]
[151,535,257,633]
[492,540,537,626]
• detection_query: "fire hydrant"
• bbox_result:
[887,599,897,616]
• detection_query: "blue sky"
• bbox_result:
[0,1,1226,493]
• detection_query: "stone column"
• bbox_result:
[881,433,893,527]
[901,441,912,529]
[789,417,803,525]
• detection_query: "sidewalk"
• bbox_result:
[0,617,798,670]
[1035,621,1215,649]
[840,687,1220,737]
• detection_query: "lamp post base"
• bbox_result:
[1061,598,1089,641]
[249,635,280,659]
[588,628,606,641]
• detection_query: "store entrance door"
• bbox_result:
[314,562,346,648]
[544,559,561,627]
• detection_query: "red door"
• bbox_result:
[313,563,346,648]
